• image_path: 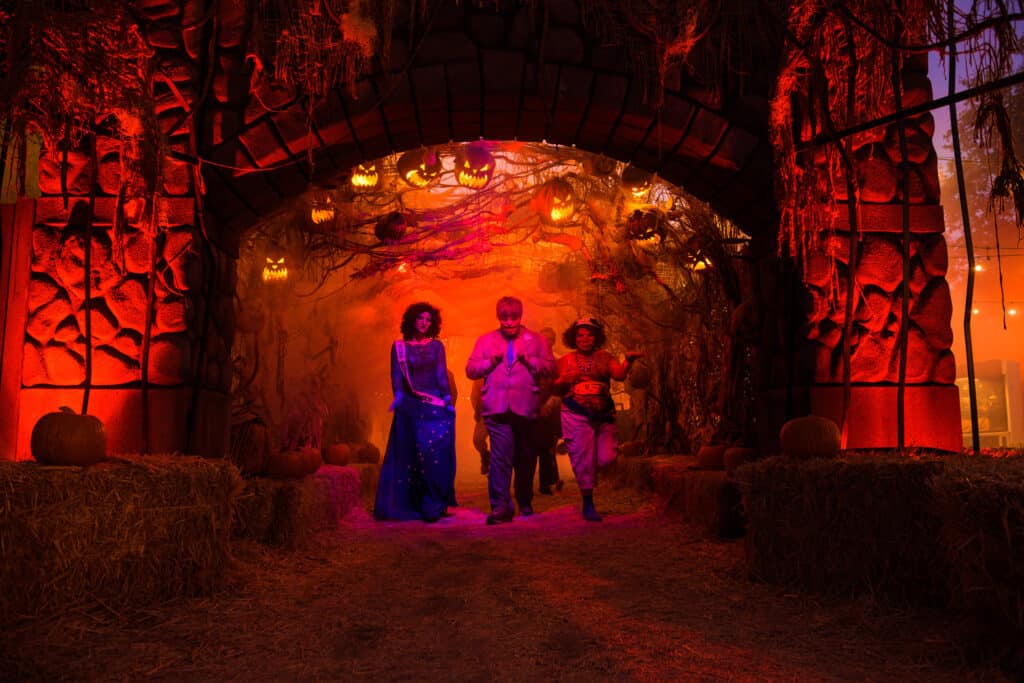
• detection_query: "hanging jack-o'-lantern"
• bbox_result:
[350,162,379,189]
[310,188,336,225]
[374,211,412,243]
[262,256,288,282]
[532,178,577,223]
[621,165,653,200]
[396,148,443,188]
[454,143,494,189]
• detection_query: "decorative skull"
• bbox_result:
[621,165,653,201]
[350,162,380,189]
[454,143,494,189]
[262,256,288,283]
[396,148,443,188]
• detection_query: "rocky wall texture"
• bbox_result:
[20,0,237,396]
[748,53,954,392]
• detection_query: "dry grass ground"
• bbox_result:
[1,477,1012,682]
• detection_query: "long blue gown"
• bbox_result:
[373,339,457,521]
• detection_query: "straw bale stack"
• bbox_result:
[232,465,362,547]
[932,455,1024,633]
[0,455,242,625]
[734,454,948,604]
[652,456,744,537]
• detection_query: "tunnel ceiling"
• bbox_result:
[199,0,782,247]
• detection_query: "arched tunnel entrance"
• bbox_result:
[233,142,751,482]
[0,0,963,461]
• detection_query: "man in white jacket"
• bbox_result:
[466,296,556,525]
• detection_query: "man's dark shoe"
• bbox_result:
[486,509,513,525]
[519,505,534,516]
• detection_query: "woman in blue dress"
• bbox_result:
[374,302,457,522]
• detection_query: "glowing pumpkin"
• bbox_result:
[396,148,442,188]
[350,162,379,189]
[621,165,653,200]
[454,143,494,189]
[262,256,288,282]
[533,178,576,223]
[310,189,336,224]
[30,406,107,466]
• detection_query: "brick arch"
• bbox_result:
[199,0,779,242]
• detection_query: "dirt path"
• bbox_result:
[2,481,1010,682]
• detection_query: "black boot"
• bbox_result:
[581,495,602,522]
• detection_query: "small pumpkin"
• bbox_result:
[266,447,322,478]
[454,143,494,189]
[695,444,727,470]
[262,256,288,283]
[352,441,381,464]
[350,162,380,189]
[532,178,576,223]
[322,442,351,466]
[621,165,653,200]
[779,415,841,459]
[30,407,106,466]
[396,148,443,188]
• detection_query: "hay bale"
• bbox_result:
[350,463,381,504]
[601,455,655,491]
[734,454,948,604]
[695,445,727,470]
[232,465,362,547]
[724,447,757,475]
[932,456,1024,632]
[0,455,241,625]
[650,456,743,537]
[779,415,841,459]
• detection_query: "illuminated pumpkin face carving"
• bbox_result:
[350,162,379,189]
[396,148,442,188]
[533,178,577,223]
[262,256,288,282]
[310,192,336,224]
[454,144,494,189]
[621,165,653,201]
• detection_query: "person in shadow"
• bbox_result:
[533,326,564,496]
[374,302,457,523]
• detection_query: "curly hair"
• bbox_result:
[562,318,606,350]
[400,302,442,339]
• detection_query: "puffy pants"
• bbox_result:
[484,412,537,514]
[561,408,618,490]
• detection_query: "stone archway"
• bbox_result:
[0,0,960,459]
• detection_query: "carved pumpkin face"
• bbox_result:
[455,144,494,189]
[350,162,379,189]
[310,192,336,224]
[397,148,442,188]
[533,178,576,223]
[621,165,652,201]
[262,256,288,282]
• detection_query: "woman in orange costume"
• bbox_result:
[553,317,643,521]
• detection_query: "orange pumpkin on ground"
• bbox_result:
[780,416,841,459]
[352,442,381,464]
[266,448,322,478]
[322,443,351,466]
[30,407,107,466]
[695,445,727,470]
[723,447,757,475]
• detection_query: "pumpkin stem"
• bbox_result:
[59,406,75,414]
